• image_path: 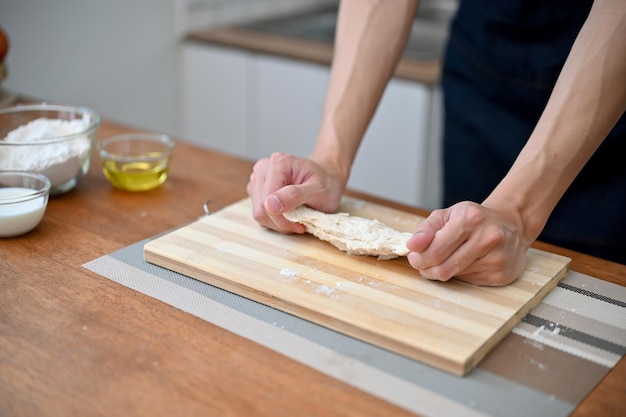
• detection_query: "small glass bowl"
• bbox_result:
[97,133,175,192]
[0,104,100,195]
[0,171,51,237]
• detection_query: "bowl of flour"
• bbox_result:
[0,103,100,195]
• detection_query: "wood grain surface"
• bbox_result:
[144,198,570,375]
[1,113,625,416]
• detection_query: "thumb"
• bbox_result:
[407,211,445,252]
[263,184,308,214]
[263,194,285,214]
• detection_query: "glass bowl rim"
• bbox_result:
[0,171,51,205]
[97,133,176,163]
[0,103,101,145]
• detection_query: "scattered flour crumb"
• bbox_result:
[530,359,548,371]
[280,268,297,277]
[532,325,545,337]
[335,281,351,290]
[523,339,545,350]
[315,285,335,296]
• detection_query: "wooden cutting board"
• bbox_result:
[144,197,570,376]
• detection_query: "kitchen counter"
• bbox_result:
[2,115,431,417]
[185,5,452,85]
[1,114,625,416]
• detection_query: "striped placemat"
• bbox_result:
[83,240,626,417]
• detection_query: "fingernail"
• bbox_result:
[268,194,284,213]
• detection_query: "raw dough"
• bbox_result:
[284,205,412,260]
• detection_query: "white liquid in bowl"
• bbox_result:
[0,187,48,237]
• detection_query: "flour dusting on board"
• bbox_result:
[315,285,336,296]
[280,268,297,277]
[143,197,572,376]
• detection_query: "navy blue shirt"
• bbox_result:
[441,0,626,264]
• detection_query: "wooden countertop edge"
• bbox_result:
[185,27,442,84]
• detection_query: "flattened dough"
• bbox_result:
[284,205,412,260]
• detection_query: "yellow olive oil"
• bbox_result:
[102,159,169,191]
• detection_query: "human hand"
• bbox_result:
[247,152,345,233]
[406,201,531,286]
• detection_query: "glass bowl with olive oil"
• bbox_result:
[97,133,175,191]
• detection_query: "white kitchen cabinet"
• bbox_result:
[253,55,329,159]
[182,43,442,208]
[254,53,437,207]
[349,78,434,208]
[182,43,251,159]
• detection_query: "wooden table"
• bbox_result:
[2,118,625,417]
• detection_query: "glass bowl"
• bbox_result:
[0,171,51,237]
[0,103,100,195]
[97,133,175,192]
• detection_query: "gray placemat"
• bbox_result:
[84,240,626,417]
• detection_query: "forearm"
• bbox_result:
[484,0,626,241]
[310,0,419,186]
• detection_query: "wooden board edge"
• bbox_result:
[142,200,573,377]
[459,257,572,375]
[143,242,467,376]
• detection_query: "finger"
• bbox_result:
[248,158,269,203]
[414,225,526,286]
[261,153,295,205]
[409,218,471,271]
[410,236,485,282]
[248,160,271,221]
[410,213,502,281]
[248,155,299,230]
[455,244,528,286]
[247,158,294,233]
[262,193,306,234]
[267,184,305,213]
[406,210,446,252]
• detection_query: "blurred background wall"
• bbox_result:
[0,0,335,138]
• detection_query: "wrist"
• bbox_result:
[482,161,562,244]
[309,126,356,189]
[481,193,540,245]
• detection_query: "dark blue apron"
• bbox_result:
[442,0,626,264]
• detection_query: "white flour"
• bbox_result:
[0,117,92,187]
